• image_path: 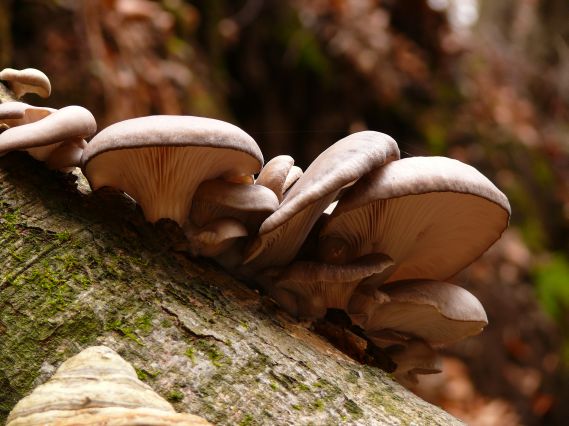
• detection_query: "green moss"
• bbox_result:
[344,399,363,418]
[311,399,325,411]
[238,413,255,426]
[135,367,160,381]
[291,404,302,411]
[167,389,184,402]
[185,347,197,365]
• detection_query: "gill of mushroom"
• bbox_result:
[80,115,263,226]
[318,156,511,282]
[242,131,400,271]
[6,345,211,426]
[0,68,51,99]
[0,104,96,171]
[259,253,395,320]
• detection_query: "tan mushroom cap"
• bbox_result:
[0,101,54,128]
[0,105,96,169]
[81,115,263,225]
[190,178,279,232]
[363,280,488,346]
[6,346,211,426]
[319,156,511,282]
[255,155,295,202]
[262,253,394,319]
[186,217,248,258]
[283,165,303,195]
[389,339,442,385]
[243,131,400,269]
[0,68,51,98]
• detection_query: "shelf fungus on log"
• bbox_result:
[6,346,211,426]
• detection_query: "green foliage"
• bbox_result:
[533,254,569,319]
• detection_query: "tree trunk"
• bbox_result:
[0,146,461,424]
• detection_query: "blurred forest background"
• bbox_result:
[1,0,569,424]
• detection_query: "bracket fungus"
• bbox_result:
[243,131,400,270]
[261,253,394,319]
[319,156,511,282]
[0,104,96,171]
[6,346,211,426]
[0,68,51,99]
[81,115,263,225]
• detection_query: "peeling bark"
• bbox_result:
[0,148,462,424]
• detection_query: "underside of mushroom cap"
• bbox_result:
[243,131,400,269]
[363,280,488,346]
[262,253,394,319]
[81,115,263,225]
[319,156,511,281]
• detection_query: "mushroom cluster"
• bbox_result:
[0,67,511,384]
[0,69,97,171]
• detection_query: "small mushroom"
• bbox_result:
[0,101,54,128]
[261,253,394,319]
[0,68,51,98]
[81,115,263,225]
[6,346,211,425]
[388,339,442,385]
[186,217,248,257]
[190,178,279,233]
[319,156,511,281]
[361,280,488,346]
[282,165,303,195]
[0,105,96,170]
[243,131,400,270]
[254,155,295,202]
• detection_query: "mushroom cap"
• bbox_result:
[282,165,303,195]
[190,178,279,231]
[81,115,263,225]
[255,155,295,202]
[6,346,211,426]
[319,156,511,281]
[0,105,96,161]
[263,253,394,319]
[0,68,52,98]
[243,131,400,269]
[186,217,248,257]
[388,339,442,385]
[364,280,488,346]
[0,101,54,127]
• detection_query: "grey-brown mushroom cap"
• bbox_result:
[81,115,263,168]
[0,105,96,155]
[258,131,400,234]
[0,102,55,125]
[319,156,511,281]
[364,280,488,346]
[243,131,399,268]
[0,68,52,98]
[255,155,294,201]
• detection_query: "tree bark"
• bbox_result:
[0,147,462,424]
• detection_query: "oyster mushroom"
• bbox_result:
[359,280,488,346]
[0,68,51,99]
[81,115,263,225]
[6,346,211,425]
[254,154,295,202]
[261,253,394,319]
[319,156,511,282]
[186,217,248,257]
[388,339,442,385]
[0,104,96,171]
[243,131,400,270]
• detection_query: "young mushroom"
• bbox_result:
[260,253,394,319]
[387,339,443,385]
[254,154,295,202]
[359,280,488,346]
[81,115,263,225]
[0,68,52,99]
[186,217,248,257]
[319,156,511,282]
[243,131,400,270]
[0,105,96,171]
[6,346,211,425]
